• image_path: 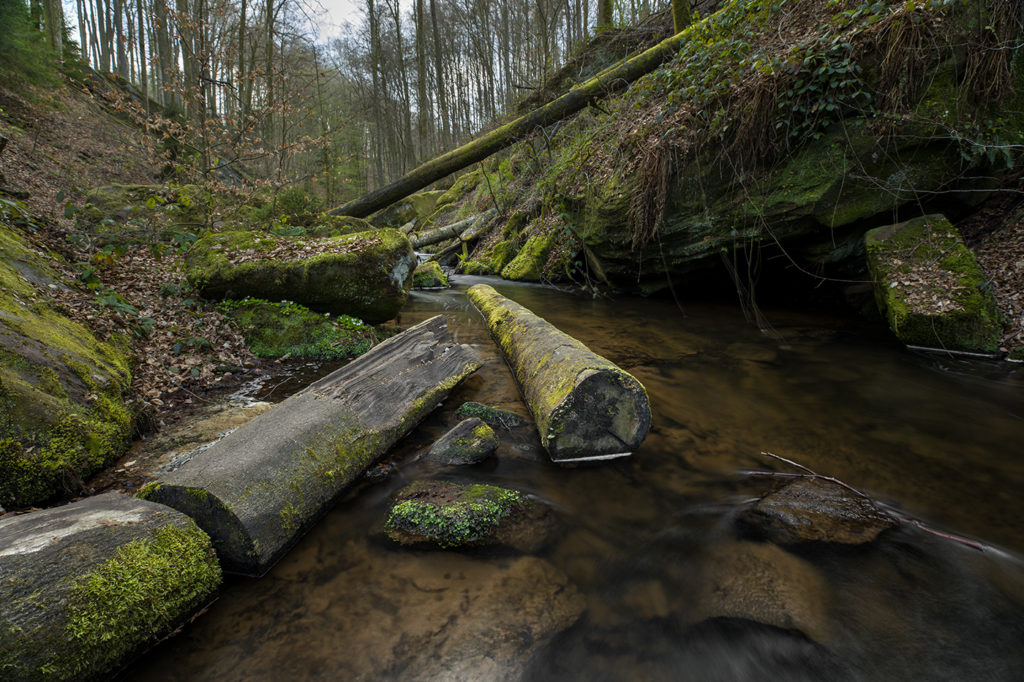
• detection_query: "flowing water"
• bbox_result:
[126,276,1024,681]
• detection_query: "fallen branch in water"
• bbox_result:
[749,450,985,552]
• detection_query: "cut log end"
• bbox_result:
[546,369,652,461]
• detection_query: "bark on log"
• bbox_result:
[328,28,695,219]
[0,493,221,681]
[412,214,481,248]
[467,284,651,462]
[141,315,482,575]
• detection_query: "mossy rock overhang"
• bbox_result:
[865,214,1002,353]
[0,224,133,509]
[183,228,416,324]
[467,284,651,462]
[140,315,482,575]
[0,492,221,682]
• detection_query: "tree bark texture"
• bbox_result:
[467,284,651,462]
[141,316,482,575]
[411,210,495,248]
[329,28,691,219]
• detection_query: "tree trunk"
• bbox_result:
[414,0,431,159]
[411,210,495,248]
[141,315,482,575]
[467,284,651,462]
[329,29,693,218]
[429,0,450,149]
[42,0,64,55]
[672,0,692,33]
[154,0,173,108]
[136,0,147,107]
[115,0,128,78]
[597,0,612,29]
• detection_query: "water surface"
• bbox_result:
[127,276,1024,681]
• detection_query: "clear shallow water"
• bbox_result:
[126,276,1024,681]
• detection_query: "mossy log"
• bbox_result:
[411,210,496,249]
[140,315,482,575]
[467,284,651,462]
[0,493,221,681]
[329,29,693,218]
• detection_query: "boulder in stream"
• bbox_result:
[454,400,527,429]
[688,540,832,646]
[739,477,898,546]
[865,215,1002,353]
[385,480,552,551]
[184,228,415,324]
[0,492,220,681]
[140,315,482,575]
[426,418,499,465]
[411,261,448,288]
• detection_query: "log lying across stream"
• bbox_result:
[141,315,482,575]
[467,284,651,462]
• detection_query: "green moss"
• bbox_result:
[55,522,221,680]
[435,171,482,210]
[219,298,381,359]
[135,482,162,500]
[412,261,449,288]
[865,215,1003,352]
[454,401,525,428]
[501,232,558,281]
[385,481,527,548]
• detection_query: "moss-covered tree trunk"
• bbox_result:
[467,284,651,462]
[140,316,482,575]
[328,28,694,218]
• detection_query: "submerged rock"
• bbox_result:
[689,540,832,646]
[0,492,221,681]
[454,400,528,429]
[865,215,1002,352]
[739,477,898,546]
[385,480,551,551]
[0,224,133,508]
[184,228,415,324]
[427,418,499,465]
[412,261,448,288]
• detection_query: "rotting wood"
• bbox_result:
[328,27,696,218]
[412,209,496,249]
[467,283,651,462]
[141,315,482,575]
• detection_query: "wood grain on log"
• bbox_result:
[467,284,651,462]
[142,315,482,575]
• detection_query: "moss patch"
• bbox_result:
[454,401,526,429]
[385,480,528,548]
[218,298,382,359]
[501,232,557,281]
[0,224,133,508]
[412,261,449,288]
[865,215,1003,352]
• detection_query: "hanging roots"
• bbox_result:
[628,143,674,249]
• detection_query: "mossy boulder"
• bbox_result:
[310,215,375,236]
[183,228,415,324]
[385,480,539,549]
[0,492,221,681]
[370,189,445,228]
[434,171,482,211]
[426,418,499,465]
[454,401,527,429]
[77,184,175,225]
[865,215,1002,352]
[412,261,449,289]
[500,231,557,281]
[218,299,381,359]
[0,225,133,508]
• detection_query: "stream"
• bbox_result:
[125,276,1024,681]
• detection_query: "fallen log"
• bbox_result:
[412,210,496,249]
[0,493,221,681]
[328,26,697,219]
[140,315,482,575]
[467,284,651,462]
